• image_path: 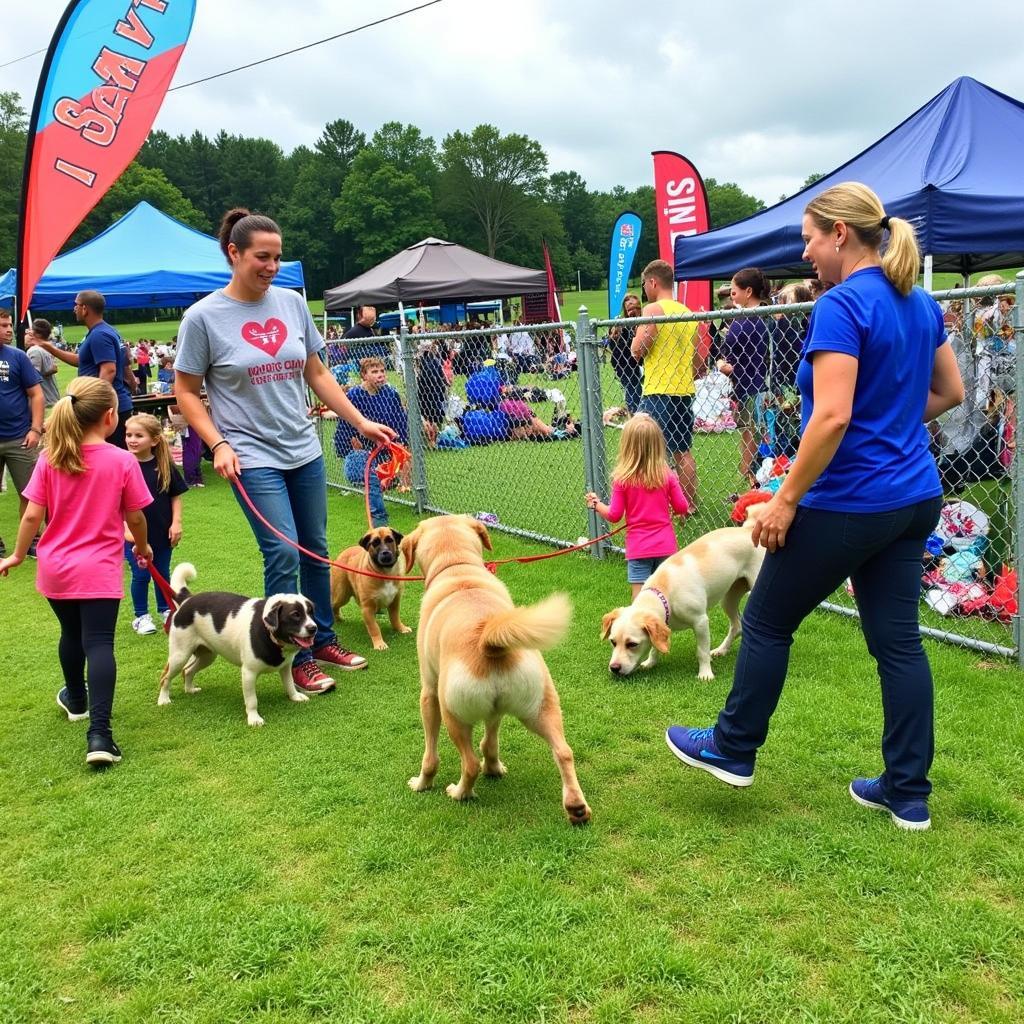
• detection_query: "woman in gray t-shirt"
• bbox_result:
[175,208,396,694]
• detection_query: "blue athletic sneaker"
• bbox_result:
[665,726,755,787]
[849,777,930,831]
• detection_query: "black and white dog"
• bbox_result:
[159,563,317,726]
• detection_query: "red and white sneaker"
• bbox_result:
[313,640,368,671]
[291,660,337,694]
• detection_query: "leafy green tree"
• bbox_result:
[68,162,208,248]
[0,91,28,272]
[139,129,225,225]
[439,125,548,257]
[334,150,442,272]
[278,120,366,292]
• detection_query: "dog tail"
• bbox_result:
[478,593,572,658]
[169,562,196,603]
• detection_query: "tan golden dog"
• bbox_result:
[330,527,412,651]
[400,515,591,825]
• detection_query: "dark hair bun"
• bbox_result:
[218,208,252,255]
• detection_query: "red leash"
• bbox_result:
[145,560,180,634]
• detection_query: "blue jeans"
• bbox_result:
[714,496,942,801]
[232,456,337,664]
[125,542,172,615]
[344,450,388,527]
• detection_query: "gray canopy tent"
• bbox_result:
[323,237,548,310]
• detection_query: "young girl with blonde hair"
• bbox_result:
[0,377,152,766]
[586,412,690,598]
[123,413,187,635]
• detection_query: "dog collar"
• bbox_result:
[642,586,671,624]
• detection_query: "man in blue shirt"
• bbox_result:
[41,290,133,448]
[0,308,44,556]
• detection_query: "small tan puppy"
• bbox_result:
[401,515,591,825]
[601,517,767,680]
[331,526,412,651]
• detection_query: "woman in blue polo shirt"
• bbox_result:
[666,182,965,831]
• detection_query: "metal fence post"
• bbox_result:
[1014,271,1024,666]
[398,324,428,514]
[576,305,606,558]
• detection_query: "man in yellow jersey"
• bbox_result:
[631,259,702,507]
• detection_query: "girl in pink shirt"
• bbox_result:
[586,413,689,598]
[0,378,152,767]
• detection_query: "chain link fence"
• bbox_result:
[317,273,1024,663]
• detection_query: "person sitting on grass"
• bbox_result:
[333,358,411,524]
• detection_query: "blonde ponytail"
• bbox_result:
[880,217,920,296]
[45,377,116,475]
[805,181,921,296]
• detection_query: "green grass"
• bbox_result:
[2,446,1024,1022]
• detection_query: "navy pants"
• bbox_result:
[47,598,120,739]
[714,496,942,800]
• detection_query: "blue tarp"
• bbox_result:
[0,201,305,311]
[675,77,1024,280]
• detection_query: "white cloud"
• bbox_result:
[4,0,1024,204]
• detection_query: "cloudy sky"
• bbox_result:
[5,0,1024,204]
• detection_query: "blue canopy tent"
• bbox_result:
[0,201,305,311]
[675,77,1024,280]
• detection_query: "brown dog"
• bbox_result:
[330,527,412,651]
[400,515,590,825]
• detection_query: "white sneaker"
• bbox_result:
[160,610,172,624]
[132,613,157,635]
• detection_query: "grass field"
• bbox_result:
[3,389,1024,1021]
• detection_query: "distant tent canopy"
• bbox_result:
[324,237,547,311]
[0,201,305,311]
[675,77,1024,280]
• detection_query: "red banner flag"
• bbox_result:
[542,240,560,323]
[17,0,197,317]
[652,150,711,354]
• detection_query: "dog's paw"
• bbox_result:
[640,656,656,670]
[247,713,266,727]
[396,623,413,634]
[710,644,730,658]
[446,783,476,802]
[290,691,310,703]
[408,775,433,792]
[157,691,171,706]
[565,801,592,825]
[373,638,389,651]
[696,666,716,682]
[481,759,507,778]
[183,684,202,695]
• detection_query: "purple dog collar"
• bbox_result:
[642,586,671,624]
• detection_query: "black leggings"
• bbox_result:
[47,598,120,737]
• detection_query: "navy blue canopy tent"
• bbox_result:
[675,77,1024,280]
[0,201,305,311]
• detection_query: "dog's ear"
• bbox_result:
[469,517,494,551]
[358,532,373,550]
[264,599,283,637]
[641,614,671,654]
[600,608,621,640]
[400,529,419,572]
[389,529,404,545]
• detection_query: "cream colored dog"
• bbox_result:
[400,515,591,825]
[601,519,766,680]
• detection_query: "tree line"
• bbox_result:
[0,90,767,298]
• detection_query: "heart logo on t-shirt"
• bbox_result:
[241,318,288,357]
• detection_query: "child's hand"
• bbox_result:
[133,543,154,567]
[585,491,599,510]
[0,554,22,576]
[169,524,182,547]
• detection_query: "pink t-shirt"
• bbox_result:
[605,475,689,559]
[22,444,152,600]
